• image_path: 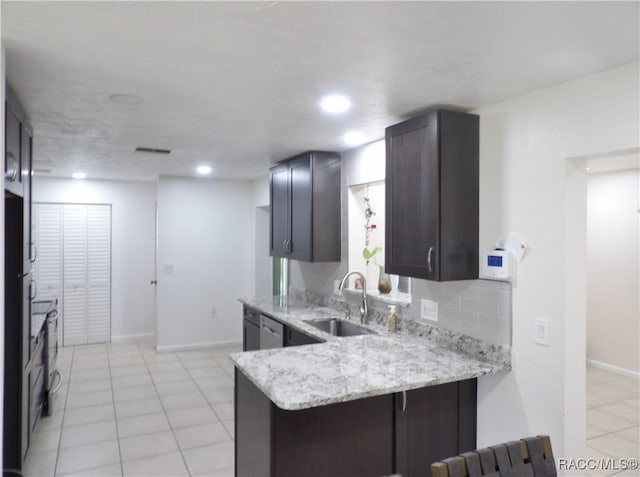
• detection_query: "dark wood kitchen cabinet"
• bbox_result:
[394,379,477,477]
[385,109,479,281]
[4,85,36,472]
[269,151,341,262]
[235,368,477,477]
[285,326,321,347]
[22,122,34,264]
[235,370,394,477]
[5,90,23,197]
[243,306,260,352]
[242,305,322,351]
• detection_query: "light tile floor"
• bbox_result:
[24,338,240,477]
[586,366,640,477]
[24,346,639,477]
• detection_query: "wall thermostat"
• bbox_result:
[481,250,512,281]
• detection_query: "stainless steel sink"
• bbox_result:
[304,318,376,337]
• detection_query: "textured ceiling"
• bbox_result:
[2,1,639,181]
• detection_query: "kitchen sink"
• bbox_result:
[304,318,376,337]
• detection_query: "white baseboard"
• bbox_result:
[111,332,155,343]
[156,339,242,353]
[587,359,640,380]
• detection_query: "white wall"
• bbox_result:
[156,177,254,350]
[475,61,639,461]
[252,176,269,208]
[587,167,639,374]
[32,177,157,340]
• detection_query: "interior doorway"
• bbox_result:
[586,153,639,377]
[566,149,640,463]
[584,152,639,460]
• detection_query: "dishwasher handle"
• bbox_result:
[259,315,284,349]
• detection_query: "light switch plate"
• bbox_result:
[534,318,550,346]
[421,299,438,322]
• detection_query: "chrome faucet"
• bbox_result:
[338,271,368,324]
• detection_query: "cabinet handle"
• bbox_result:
[30,279,37,300]
[283,239,292,254]
[282,239,288,253]
[30,243,37,263]
[51,369,63,394]
[427,246,434,272]
[5,151,18,181]
[401,390,407,413]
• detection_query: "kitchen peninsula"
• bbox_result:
[231,297,510,477]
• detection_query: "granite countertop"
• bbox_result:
[230,296,511,411]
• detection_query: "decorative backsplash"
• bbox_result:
[289,274,512,347]
[288,286,511,365]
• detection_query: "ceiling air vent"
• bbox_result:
[135,147,171,155]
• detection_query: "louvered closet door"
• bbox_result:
[87,205,111,343]
[33,204,64,344]
[35,203,112,346]
[63,205,89,346]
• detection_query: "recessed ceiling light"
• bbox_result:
[344,131,366,147]
[196,165,212,175]
[319,94,351,114]
[109,94,142,105]
[72,172,87,179]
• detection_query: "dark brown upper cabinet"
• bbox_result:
[5,91,23,197]
[270,151,341,262]
[385,109,479,281]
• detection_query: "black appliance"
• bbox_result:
[32,299,61,416]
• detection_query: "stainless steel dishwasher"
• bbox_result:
[259,314,284,349]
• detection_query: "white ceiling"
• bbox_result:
[2,1,639,181]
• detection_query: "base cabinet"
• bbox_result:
[235,369,477,477]
[394,379,477,477]
[235,370,394,477]
[285,327,321,347]
[243,306,260,352]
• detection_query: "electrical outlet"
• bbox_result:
[211,309,217,320]
[333,280,342,296]
[534,318,549,346]
[421,299,438,322]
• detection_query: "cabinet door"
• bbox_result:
[22,127,33,263]
[269,163,289,258]
[285,326,321,346]
[288,156,312,261]
[394,380,476,477]
[22,276,32,367]
[22,368,30,463]
[5,102,22,196]
[386,115,439,280]
[243,320,260,351]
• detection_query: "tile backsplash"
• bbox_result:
[410,279,512,346]
[290,265,512,347]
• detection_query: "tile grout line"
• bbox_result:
[585,367,640,468]
[174,350,236,471]
[52,346,75,477]
[106,341,126,477]
[141,342,193,477]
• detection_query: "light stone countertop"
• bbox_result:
[230,296,510,411]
